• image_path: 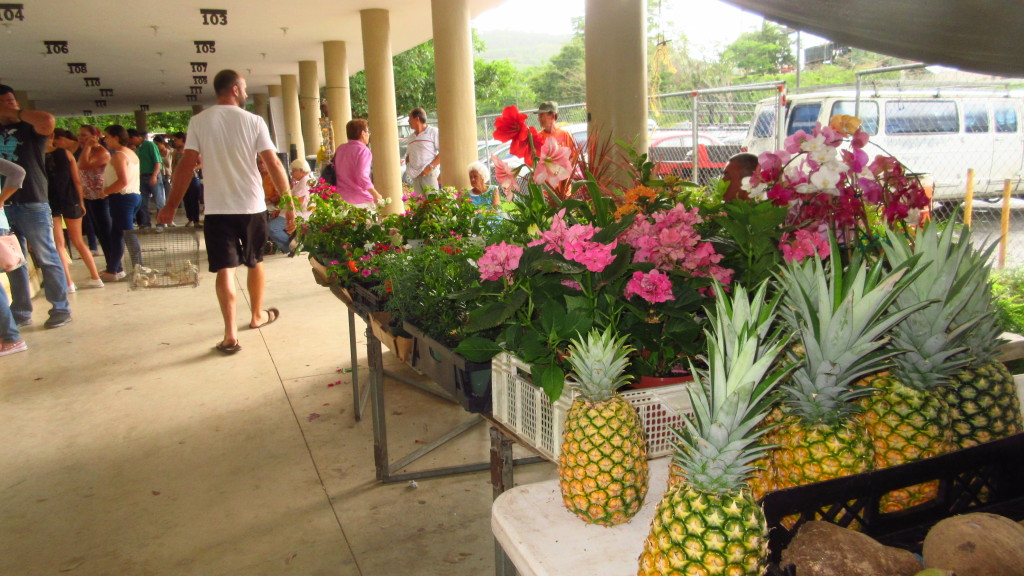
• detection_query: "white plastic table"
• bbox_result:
[491,458,670,576]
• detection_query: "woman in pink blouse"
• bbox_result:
[332,119,382,209]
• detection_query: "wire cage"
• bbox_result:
[124,228,201,290]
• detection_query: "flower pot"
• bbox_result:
[632,374,694,389]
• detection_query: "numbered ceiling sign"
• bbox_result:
[140,105,150,112]
[191,62,208,73]
[185,94,198,102]
[190,86,203,95]
[0,3,25,22]
[99,88,113,97]
[94,100,107,108]
[193,75,208,85]
[193,41,216,54]
[84,77,101,87]
[67,63,88,74]
[200,8,227,26]
[44,41,69,55]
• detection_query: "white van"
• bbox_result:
[743,91,1024,203]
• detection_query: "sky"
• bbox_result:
[471,0,783,59]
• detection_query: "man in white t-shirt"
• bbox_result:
[404,107,441,194]
[159,69,290,355]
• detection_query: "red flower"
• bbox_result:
[493,105,538,165]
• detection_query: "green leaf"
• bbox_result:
[453,336,503,363]
[534,363,566,402]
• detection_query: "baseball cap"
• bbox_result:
[536,102,558,114]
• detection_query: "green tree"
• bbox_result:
[56,110,196,134]
[527,35,586,105]
[722,22,795,76]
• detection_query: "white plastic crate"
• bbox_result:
[491,352,693,461]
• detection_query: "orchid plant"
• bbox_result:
[746,114,931,261]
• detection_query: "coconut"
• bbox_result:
[922,512,1024,576]
[781,521,921,576]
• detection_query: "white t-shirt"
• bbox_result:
[406,125,440,176]
[184,105,277,214]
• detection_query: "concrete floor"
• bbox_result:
[1,244,554,576]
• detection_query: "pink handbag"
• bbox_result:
[0,234,26,272]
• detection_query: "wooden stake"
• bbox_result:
[964,168,975,227]
[998,179,1012,269]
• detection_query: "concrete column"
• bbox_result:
[14,91,30,109]
[298,60,323,158]
[253,93,270,125]
[267,84,282,143]
[431,0,477,191]
[361,9,403,214]
[585,0,647,186]
[323,41,352,146]
[134,110,148,132]
[281,74,305,161]
[191,105,204,115]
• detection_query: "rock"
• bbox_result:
[781,521,922,576]
[914,570,955,576]
[923,512,1024,576]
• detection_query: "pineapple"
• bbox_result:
[946,234,1023,448]
[861,221,987,510]
[558,328,649,526]
[766,248,927,495]
[638,282,790,576]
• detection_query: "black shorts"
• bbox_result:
[51,200,85,220]
[203,212,269,272]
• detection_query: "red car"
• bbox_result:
[648,131,741,183]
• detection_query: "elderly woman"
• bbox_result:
[467,161,500,208]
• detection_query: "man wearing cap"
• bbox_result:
[536,101,578,152]
[405,107,441,195]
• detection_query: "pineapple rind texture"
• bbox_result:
[946,360,1023,448]
[559,396,649,526]
[637,485,767,576]
[772,416,874,491]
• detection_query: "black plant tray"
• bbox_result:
[403,321,492,414]
[347,281,387,317]
[762,432,1024,574]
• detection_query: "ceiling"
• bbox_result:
[0,0,502,117]
[3,1,1022,119]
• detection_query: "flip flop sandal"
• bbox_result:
[250,307,280,329]
[215,340,242,354]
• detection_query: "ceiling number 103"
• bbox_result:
[200,9,227,25]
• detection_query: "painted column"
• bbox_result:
[134,110,148,133]
[267,84,282,145]
[14,91,30,110]
[361,9,403,214]
[298,60,323,159]
[191,105,204,115]
[281,74,305,161]
[253,93,269,126]
[431,0,477,191]
[585,0,648,186]
[323,41,352,145]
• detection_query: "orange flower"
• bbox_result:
[828,114,862,136]
[347,260,359,273]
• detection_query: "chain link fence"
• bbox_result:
[472,77,1024,270]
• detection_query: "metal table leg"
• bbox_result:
[491,426,517,576]
[348,306,369,422]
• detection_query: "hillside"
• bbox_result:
[476,30,573,69]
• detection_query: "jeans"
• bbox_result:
[184,177,203,224]
[136,173,166,227]
[267,214,291,253]
[84,197,112,269]
[4,202,70,322]
[108,193,142,274]
[0,231,21,342]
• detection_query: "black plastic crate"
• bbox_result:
[403,322,492,414]
[347,281,386,317]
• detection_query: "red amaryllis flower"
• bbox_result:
[493,105,538,165]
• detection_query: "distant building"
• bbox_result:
[804,42,852,66]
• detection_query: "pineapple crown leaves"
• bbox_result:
[952,236,1006,364]
[882,220,992,389]
[564,328,634,402]
[673,281,794,493]
[776,246,934,424]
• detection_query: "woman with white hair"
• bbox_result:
[467,161,500,208]
[266,158,312,255]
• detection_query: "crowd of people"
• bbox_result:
[0,71,312,358]
[1,73,757,360]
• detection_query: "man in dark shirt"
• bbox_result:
[0,84,72,328]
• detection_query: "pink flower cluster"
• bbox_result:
[620,204,733,287]
[478,241,524,282]
[747,119,930,239]
[780,227,832,263]
[624,270,674,303]
[528,209,617,273]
